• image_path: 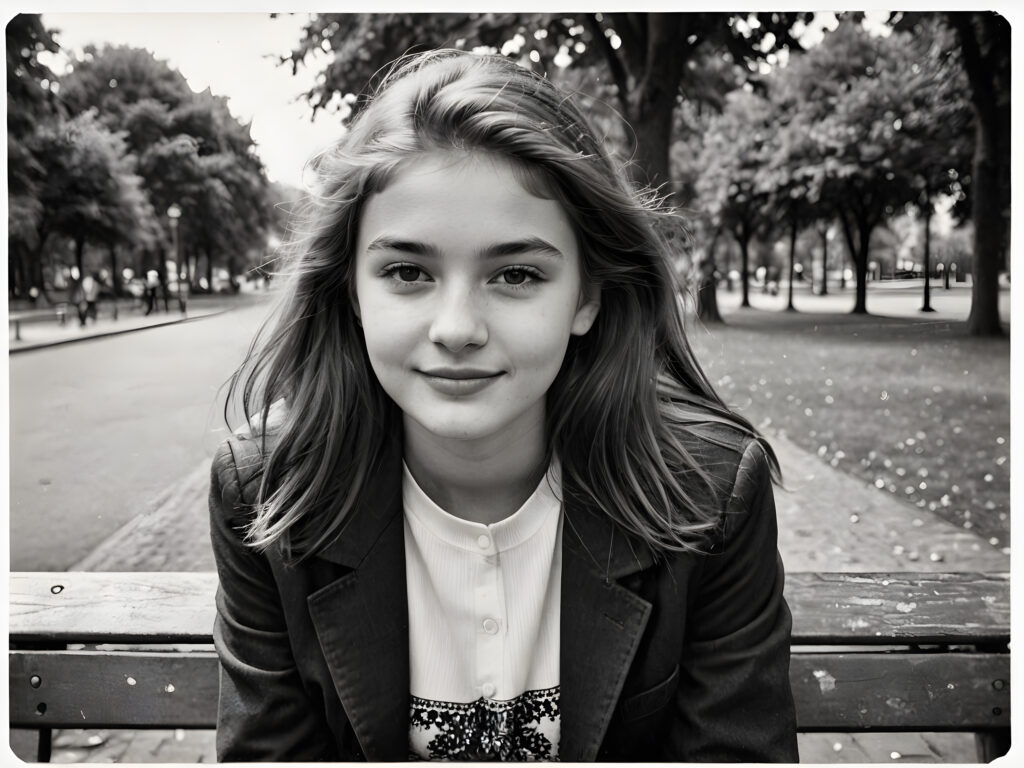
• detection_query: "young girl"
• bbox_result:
[210,49,797,762]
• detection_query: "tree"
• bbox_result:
[768,19,966,314]
[34,111,158,279]
[695,90,774,309]
[60,45,272,287]
[945,12,1009,336]
[281,12,809,198]
[882,16,974,313]
[756,101,822,312]
[7,14,60,298]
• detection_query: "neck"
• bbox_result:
[403,412,548,525]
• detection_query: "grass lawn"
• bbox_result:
[687,308,1011,550]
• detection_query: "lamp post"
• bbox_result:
[167,204,185,315]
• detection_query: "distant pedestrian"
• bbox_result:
[76,272,100,326]
[211,50,795,763]
[144,270,160,315]
[177,277,189,316]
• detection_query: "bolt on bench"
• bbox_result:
[9,571,1010,762]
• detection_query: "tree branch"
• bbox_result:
[582,14,631,113]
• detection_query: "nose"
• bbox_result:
[427,285,488,351]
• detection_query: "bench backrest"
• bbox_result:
[9,571,1010,733]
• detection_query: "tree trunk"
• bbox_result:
[965,116,1006,335]
[621,14,684,199]
[74,235,86,278]
[108,244,121,297]
[948,11,1008,337]
[626,85,675,196]
[696,229,723,323]
[819,229,829,296]
[853,229,870,315]
[839,211,871,315]
[206,247,214,292]
[786,215,798,311]
[921,205,935,312]
[739,231,751,308]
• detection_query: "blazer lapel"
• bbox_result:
[559,502,655,762]
[306,435,411,761]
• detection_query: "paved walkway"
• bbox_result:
[8,294,245,353]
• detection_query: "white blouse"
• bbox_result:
[402,459,563,761]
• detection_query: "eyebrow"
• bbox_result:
[365,235,564,260]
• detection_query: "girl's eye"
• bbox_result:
[381,263,430,283]
[494,266,542,288]
[396,265,422,282]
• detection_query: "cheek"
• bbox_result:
[502,306,576,374]
[356,296,415,364]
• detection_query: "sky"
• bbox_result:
[38,11,341,189]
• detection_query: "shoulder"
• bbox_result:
[210,402,288,520]
[211,434,267,509]
[673,418,773,499]
[666,417,778,557]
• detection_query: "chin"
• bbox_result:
[419,420,499,442]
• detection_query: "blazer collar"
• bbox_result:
[559,498,656,761]
[313,431,405,569]
[306,431,409,760]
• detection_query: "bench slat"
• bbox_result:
[790,652,1010,731]
[10,649,1009,732]
[10,573,218,644]
[785,572,1011,645]
[10,571,1010,645]
[10,651,219,729]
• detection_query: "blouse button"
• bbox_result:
[482,682,496,698]
[482,618,499,634]
[477,534,490,549]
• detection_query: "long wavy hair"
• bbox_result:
[227,49,779,564]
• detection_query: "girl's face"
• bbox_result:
[354,151,599,451]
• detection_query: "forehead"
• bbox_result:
[357,151,576,253]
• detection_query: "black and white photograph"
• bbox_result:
[6,4,1012,764]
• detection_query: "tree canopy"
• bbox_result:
[281,12,809,197]
[6,20,275,300]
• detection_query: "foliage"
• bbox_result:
[34,110,159,261]
[694,89,775,306]
[280,12,809,194]
[7,14,61,289]
[753,19,974,314]
[52,44,272,286]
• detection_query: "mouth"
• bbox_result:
[419,367,503,380]
[417,368,504,396]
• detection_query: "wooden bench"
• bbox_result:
[8,304,69,341]
[9,571,1010,762]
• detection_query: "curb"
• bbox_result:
[8,307,232,354]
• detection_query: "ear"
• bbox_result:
[570,283,601,336]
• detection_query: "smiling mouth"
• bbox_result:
[418,369,504,395]
[419,368,502,380]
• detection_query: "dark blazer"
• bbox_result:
[209,421,798,762]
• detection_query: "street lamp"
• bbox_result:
[167,205,185,314]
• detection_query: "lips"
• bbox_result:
[418,368,504,396]
[420,367,502,380]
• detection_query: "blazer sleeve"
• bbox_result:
[209,438,335,762]
[668,439,799,762]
